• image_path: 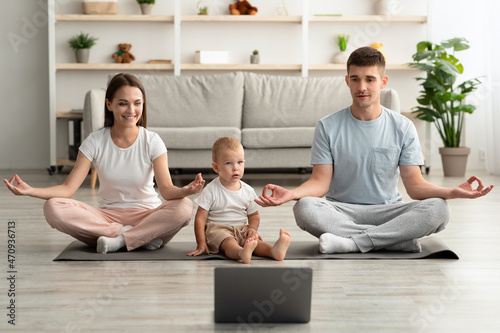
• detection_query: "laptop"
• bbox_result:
[214,267,313,324]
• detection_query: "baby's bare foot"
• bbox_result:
[239,236,258,264]
[271,229,291,261]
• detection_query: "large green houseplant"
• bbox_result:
[408,37,481,176]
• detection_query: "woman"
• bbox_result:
[4,73,205,254]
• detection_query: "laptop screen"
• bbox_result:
[214,267,313,325]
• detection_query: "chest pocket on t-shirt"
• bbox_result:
[371,148,399,176]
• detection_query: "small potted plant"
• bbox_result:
[68,32,98,63]
[408,37,481,176]
[332,34,349,63]
[196,0,209,15]
[137,0,155,15]
[250,50,259,64]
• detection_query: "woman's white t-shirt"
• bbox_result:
[79,126,167,209]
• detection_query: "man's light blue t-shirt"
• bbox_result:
[311,106,424,205]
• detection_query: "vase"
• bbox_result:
[140,4,153,15]
[75,49,89,63]
[439,147,471,177]
[332,51,348,64]
[250,54,260,64]
[374,0,391,15]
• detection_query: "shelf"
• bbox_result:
[310,15,427,23]
[54,14,426,24]
[55,63,174,71]
[401,111,416,117]
[56,159,76,166]
[55,14,174,22]
[56,111,83,119]
[54,63,416,72]
[180,15,302,23]
[308,64,416,71]
[181,64,301,71]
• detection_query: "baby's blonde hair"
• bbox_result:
[212,137,243,162]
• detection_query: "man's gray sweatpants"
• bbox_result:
[293,197,451,253]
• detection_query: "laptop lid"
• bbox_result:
[214,267,313,324]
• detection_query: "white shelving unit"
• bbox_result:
[48,0,427,169]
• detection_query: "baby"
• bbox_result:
[187,137,291,263]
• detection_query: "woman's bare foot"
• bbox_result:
[239,235,259,264]
[271,229,291,261]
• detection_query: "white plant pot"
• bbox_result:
[250,54,260,64]
[332,51,349,64]
[140,3,153,15]
[374,0,392,15]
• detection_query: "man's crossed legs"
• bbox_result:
[293,197,450,253]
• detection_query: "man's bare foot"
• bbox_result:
[271,229,291,261]
[239,235,258,264]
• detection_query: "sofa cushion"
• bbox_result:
[83,88,106,138]
[242,127,314,148]
[242,73,351,128]
[243,148,312,169]
[132,72,244,128]
[380,88,400,113]
[150,127,241,150]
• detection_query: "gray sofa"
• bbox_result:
[83,72,400,175]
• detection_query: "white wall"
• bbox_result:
[1,1,50,169]
[426,0,489,172]
[0,0,489,172]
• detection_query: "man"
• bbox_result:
[255,46,494,254]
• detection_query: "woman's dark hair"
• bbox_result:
[104,73,147,128]
[347,46,386,76]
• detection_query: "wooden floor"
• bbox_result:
[1,168,499,332]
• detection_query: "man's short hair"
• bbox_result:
[212,137,243,162]
[347,46,386,75]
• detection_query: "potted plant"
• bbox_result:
[196,0,208,15]
[198,6,208,15]
[408,37,481,177]
[197,0,208,15]
[250,50,259,64]
[137,0,155,15]
[374,0,391,15]
[68,32,98,64]
[332,34,349,63]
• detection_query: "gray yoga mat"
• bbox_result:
[53,236,458,261]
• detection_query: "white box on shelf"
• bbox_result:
[195,51,229,64]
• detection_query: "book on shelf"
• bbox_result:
[148,59,173,64]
